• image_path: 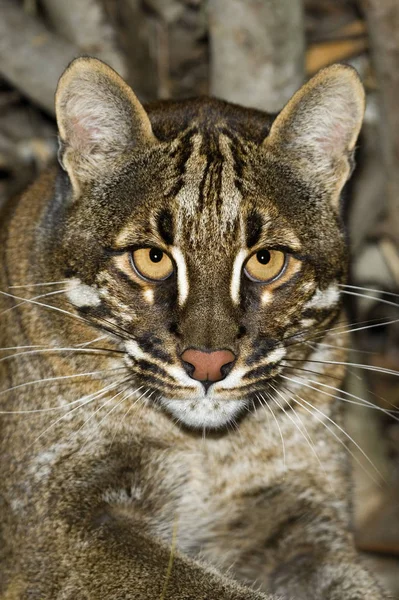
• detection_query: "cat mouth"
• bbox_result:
[155,366,258,428]
[158,392,249,429]
[123,345,285,427]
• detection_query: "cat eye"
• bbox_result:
[244,249,286,283]
[130,247,174,282]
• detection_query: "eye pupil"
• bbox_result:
[256,250,271,265]
[149,248,163,263]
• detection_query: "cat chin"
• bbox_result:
[159,395,247,429]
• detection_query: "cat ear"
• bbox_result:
[55,57,156,196]
[263,64,365,205]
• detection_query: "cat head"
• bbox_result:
[49,57,365,429]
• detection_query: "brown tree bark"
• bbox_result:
[40,0,127,78]
[0,0,79,114]
[360,0,399,248]
[208,0,305,112]
[110,0,209,101]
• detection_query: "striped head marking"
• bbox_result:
[48,58,364,429]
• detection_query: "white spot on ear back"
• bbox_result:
[171,247,189,306]
[66,278,101,307]
[304,282,340,310]
[231,249,247,305]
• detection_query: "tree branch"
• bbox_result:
[40,0,127,78]
[208,0,305,112]
[360,0,399,247]
[0,0,80,114]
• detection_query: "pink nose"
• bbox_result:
[181,349,236,382]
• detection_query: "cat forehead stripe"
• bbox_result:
[175,131,242,240]
[218,133,242,230]
[175,133,207,223]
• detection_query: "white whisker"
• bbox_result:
[0,289,88,325]
[94,385,145,432]
[286,315,398,351]
[319,317,399,339]
[0,367,127,397]
[110,388,151,446]
[0,288,68,318]
[75,335,107,347]
[0,289,131,344]
[269,383,329,482]
[0,346,122,364]
[0,345,45,352]
[305,340,375,356]
[0,378,126,415]
[339,283,399,300]
[281,374,399,422]
[27,378,129,448]
[280,375,384,485]
[9,280,71,289]
[340,289,399,309]
[286,357,399,378]
[258,393,286,468]
[76,384,139,449]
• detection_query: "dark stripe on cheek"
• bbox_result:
[135,334,173,364]
[246,210,263,248]
[243,363,275,380]
[246,338,277,366]
[157,209,174,246]
[136,359,169,378]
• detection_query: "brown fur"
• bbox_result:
[0,58,387,599]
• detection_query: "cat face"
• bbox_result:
[49,58,365,429]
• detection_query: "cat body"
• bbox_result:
[0,58,387,599]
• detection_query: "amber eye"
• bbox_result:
[131,248,174,281]
[244,249,286,283]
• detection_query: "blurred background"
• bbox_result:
[0,0,398,595]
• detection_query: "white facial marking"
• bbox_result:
[166,364,203,391]
[300,318,316,328]
[230,249,247,305]
[160,395,247,429]
[125,340,147,360]
[304,282,340,310]
[30,442,72,482]
[143,288,154,305]
[66,277,101,308]
[261,290,273,305]
[267,346,286,363]
[171,246,189,306]
[214,366,247,391]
